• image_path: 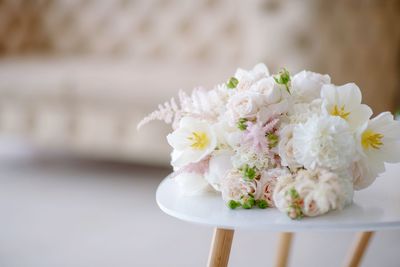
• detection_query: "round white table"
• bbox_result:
[156,164,400,267]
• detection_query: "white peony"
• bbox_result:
[226,91,263,122]
[174,172,210,196]
[292,115,357,171]
[167,117,217,170]
[278,124,302,170]
[291,70,331,103]
[204,150,233,191]
[321,83,372,130]
[353,112,400,189]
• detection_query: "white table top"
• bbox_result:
[156,164,400,232]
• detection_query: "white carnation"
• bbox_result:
[287,99,322,124]
[292,115,357,171]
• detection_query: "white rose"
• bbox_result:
[167,117,217,170]
[226,91,263,122]
[204,150,233,191]
[174,172,210,196]
[251,77,282,104]
[292,70,330,102]
[278,124,302,170]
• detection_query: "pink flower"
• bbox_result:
[242,118,279,154]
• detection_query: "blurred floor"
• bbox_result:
[0,148,399,267]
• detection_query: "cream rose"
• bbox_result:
[251,77,282,105]
[226,91,263,122]
[278,124,302,170]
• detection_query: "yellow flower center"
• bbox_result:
[361,129,384,150]
[188,131,209,150]
[331,105,351,120]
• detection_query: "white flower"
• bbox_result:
[167,117,217,170]
[274,169,350,218]
[278,124,302,170]
[231,143,272,170]
[321,83,372,130]
[250,77,282,104]
[204,150,233,191]
[291,70,331,102]
[353,112,400,189]
[220,170,257,202]
[286,99,322,124]
[226,91,263,122]
[235,63,269,84]
[292,115,357,171]
[255,168,289,207]
[174,172,210,196]
[212,118,242,149]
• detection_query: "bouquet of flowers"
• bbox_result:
[138,63,400,219]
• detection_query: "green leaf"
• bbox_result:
[226,77,239,89]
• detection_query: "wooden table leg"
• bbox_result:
[207,228,234,267]
[343,231,374,267]
[275,232,294,267]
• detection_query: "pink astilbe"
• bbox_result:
[242,118,279,154]
[138,87,226,130]
[137,97,182,130]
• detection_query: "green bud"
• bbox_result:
[267,133,279,148]
[242,164,256,180]
[237,118,248,131]
[273,68,291,94]
[228,200,240,209]
[226,77,239,89]
[288,187,300,199]
[256,199,269,209]
[241,196,255,209]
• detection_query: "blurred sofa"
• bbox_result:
[0,0,399,165]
